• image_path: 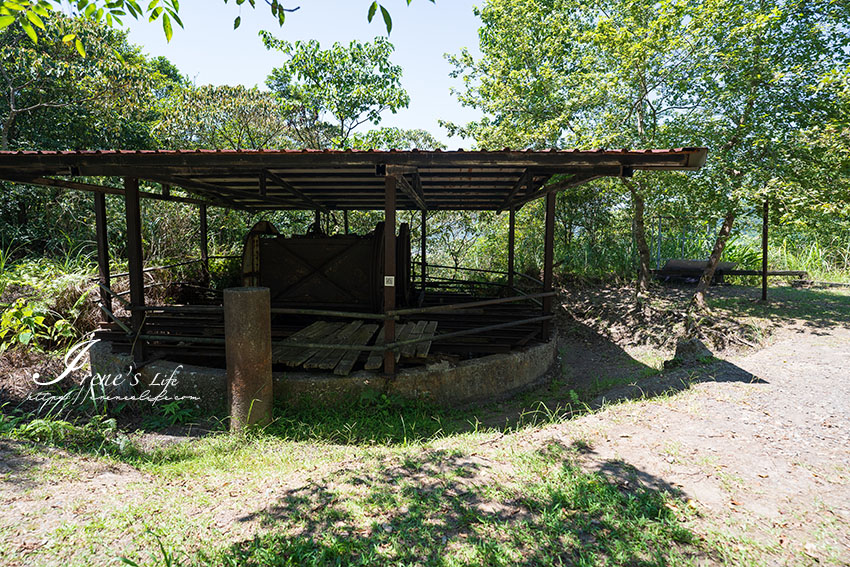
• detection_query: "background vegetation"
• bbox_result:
[0,2,848,353]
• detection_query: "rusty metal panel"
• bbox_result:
[259,235,380,309]
[241,221,412,312]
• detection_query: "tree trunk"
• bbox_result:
[623,179,652,295]
[691,207,737,311]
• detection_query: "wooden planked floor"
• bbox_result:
[273,319,437,375]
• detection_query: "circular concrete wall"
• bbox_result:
[89,337,557,408]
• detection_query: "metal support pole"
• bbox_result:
[762,200,769,302]
[420,209,427,290]
[542,193,555,340]
[314,209,321,232]
[656,216,662,269]
[383,176,397,375]
[199,204,209,287]
[344,210,349,234]
[94,192,111,312]
[508,208,516,290]
[124,177,146,361]
[224,287,273,431]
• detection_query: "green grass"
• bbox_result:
[117,440,707,567]
[708,286,850,330]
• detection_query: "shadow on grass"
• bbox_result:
[195,440,708,567]
[708,286,850,333]
[0,438,47,491]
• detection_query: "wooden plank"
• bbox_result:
[306,320,364,369]
[365,324,387,370]
[415,321,438,358]
[366,322,408,370]
[401,321,427,358]
[290,321,347,367]
[334,324,379,376]
[394,322,414,362]
[273,321,333,364]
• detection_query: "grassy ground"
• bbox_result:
[2,285,849,566]
[1,411,710,567]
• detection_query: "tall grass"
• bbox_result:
[777,236,850,283]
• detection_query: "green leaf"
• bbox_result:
[380,4,391,34]
[25,8,45,29]
[162,11,172,41]
[21,19,37,43]
[62,33,76,42]
[0,15,14,29]
[18,331,32,345]
[367,0,377,22]
[32,2,50,17]
[75,36,86,56]
[233,15,240,29]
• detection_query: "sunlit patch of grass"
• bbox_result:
[163,443,710,567]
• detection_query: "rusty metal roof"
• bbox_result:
[0,147,707,211]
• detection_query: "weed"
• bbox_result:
[7,413,135,456]
[120,529,187,567]
[142,400,200,430]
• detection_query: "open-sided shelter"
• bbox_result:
[0,148,706,382]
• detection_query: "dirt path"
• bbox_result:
[529,322,850,564]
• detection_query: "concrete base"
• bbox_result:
[89,336,557,409]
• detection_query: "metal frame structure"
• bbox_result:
[0,147,707,376]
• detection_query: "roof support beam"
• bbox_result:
[150,175,286,211]
[391,173,427,211]
[264,169,329,213]
[511,174,601,207]
[386,164,427,211]
[497,170,531,213]
[0,175,213,207]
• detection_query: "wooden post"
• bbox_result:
[124,177,146,362]
[762,199,769,302]
[420,209,427,290]
[94,192,111,312]
[224,287,273,431]
[542,193,556,340]
[508,208,516,290]
[200,204,209,287]
[383,176,397,375]
[344,210,349,234]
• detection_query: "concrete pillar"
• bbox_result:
[224,287,273,431]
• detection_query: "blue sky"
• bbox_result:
[125,0,484,148]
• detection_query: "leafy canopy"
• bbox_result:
[262,32,410,148]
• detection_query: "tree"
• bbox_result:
[671,0,849,310]
[0,13,152,150]
[349,127,446,150]
[447,0,850,309]
[262,33,410,148]
[0,13,183,253]
[155,84,291,149]
[444,0,694,296]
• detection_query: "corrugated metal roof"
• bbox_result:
[0,147,707,211]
